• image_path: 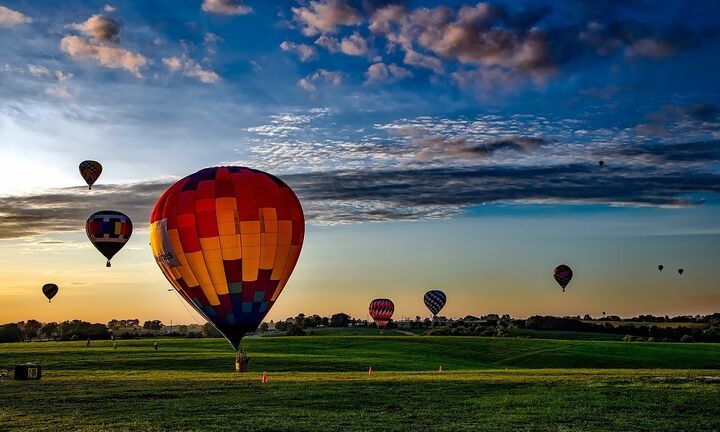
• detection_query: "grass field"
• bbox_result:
[2,337,720,431]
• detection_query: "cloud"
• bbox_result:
[0,5,31,27]
[2,160,717,238]
[624,38,675,59]
[61,35,148,78]
[45,86,71,99]
[103,4,116,13]
[162,55,220,84]
[201,0,252,16]
[365,62,412,83]
[280,41,318,62]
[339,32,369,56]
[27,64,50,77]
[297,69,343,92]
[68,15,120,43]
[315,35,340,52]
[292,0,363,36]
[451,67,521,95]
[403,49,443,74]
[634,104,720,138]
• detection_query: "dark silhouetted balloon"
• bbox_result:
[553,264,573,292]
[369,298,394,329]
[42,284,58,302]
[86,210,133,267]
[678,268,684,275]
[658,265,664,272]
[149,167,304,350]
[424,290,447,317]
[598,160,605,167]
[79,160,102,190]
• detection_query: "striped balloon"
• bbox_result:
[553,264,573,292]
[150,167,304,350]
[423,290,446,316]
[369,298,394,329]
[86,210,133,267]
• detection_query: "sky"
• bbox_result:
[0,0,719,325]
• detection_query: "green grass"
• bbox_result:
[508,327,626,341]
[1,337,719,431]
[266,327,412,337]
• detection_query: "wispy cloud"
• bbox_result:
[201,0,252,16]
[0,5,31,27]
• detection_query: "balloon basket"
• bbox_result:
[235,350,250,372]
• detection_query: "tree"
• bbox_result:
[329,313,351,327]
[24,319,42,341]
[201,323,222,338]
[41,322,59,340]
[178,325,188,335]
[0,323,23,342]
[258,322,269,332]
[286,324,306,336]
[143,320,163,331]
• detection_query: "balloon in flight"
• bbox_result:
[369,299,394,329]
[678,268,684,275]
[42,283,58,302]
[598,160,605,167]
[658,265,664,272]
[149,167,305,350]
[423,290,447,317]
[86,210,133,267]
[553,264,573,292]
[79,160,102,190]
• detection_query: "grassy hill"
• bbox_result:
[1,337,719,431]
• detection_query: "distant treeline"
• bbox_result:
[1,313,719,343]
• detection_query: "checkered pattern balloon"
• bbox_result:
[86,210,133,267]
[369,298,394,329]
[553,264,573,292]
[149,167,304,350]
[79,160,102,190]
[423,290,446,316]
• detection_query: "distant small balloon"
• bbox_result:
[42,283,58,302]
[86,210,133,267]
[369,299,394,329]
[658,265,664,272]
[553,264,573,292]
[598,160,605,167]
[678,268,684,275]
[79,160,102,190]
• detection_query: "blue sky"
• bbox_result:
[0,0,719,322]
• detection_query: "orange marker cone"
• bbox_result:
[261,371,268,384]
[368,367,373,377]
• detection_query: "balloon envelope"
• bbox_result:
[150,167,304,350]
[86,210,133,267]
[553,264,573,292]
[42,283,58,302]
[423,290,447,316]
[658,265,664,271]
[598,160,605,167]
[678,268,684,275]
[79,160,102,190]
[369,298,394,329]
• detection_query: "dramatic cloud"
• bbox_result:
[2,160,718,238]
[61,35,148,78]
[280,41,318,62]
[163,55,220,84]
[365,62,412,83]
[315,35,340,52]
[0,5,31,27]
[292,0,363,36]
[68,15,120,43]
[202,0,252,16]
[403,49,443,74]
[297,69,343,92]
[635,104,720,138]
[369,3,555,76]
[624,38,675,59]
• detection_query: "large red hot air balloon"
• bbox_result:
[369,298,394,329]
[150,167,304,350]
[553,264,573,292]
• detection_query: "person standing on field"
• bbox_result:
[153,342,158,351]
[86,338,91,347]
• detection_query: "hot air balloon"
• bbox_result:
[79,160,102,190]
[424,290,446,317]
[658,265,664,272]
[553,264,573,292]
[149,167,304,351]
[86,210,133,267]
[42,284,58,302]
[678,268,684,275]
[369,299,394,329]
[598,160,605,167]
